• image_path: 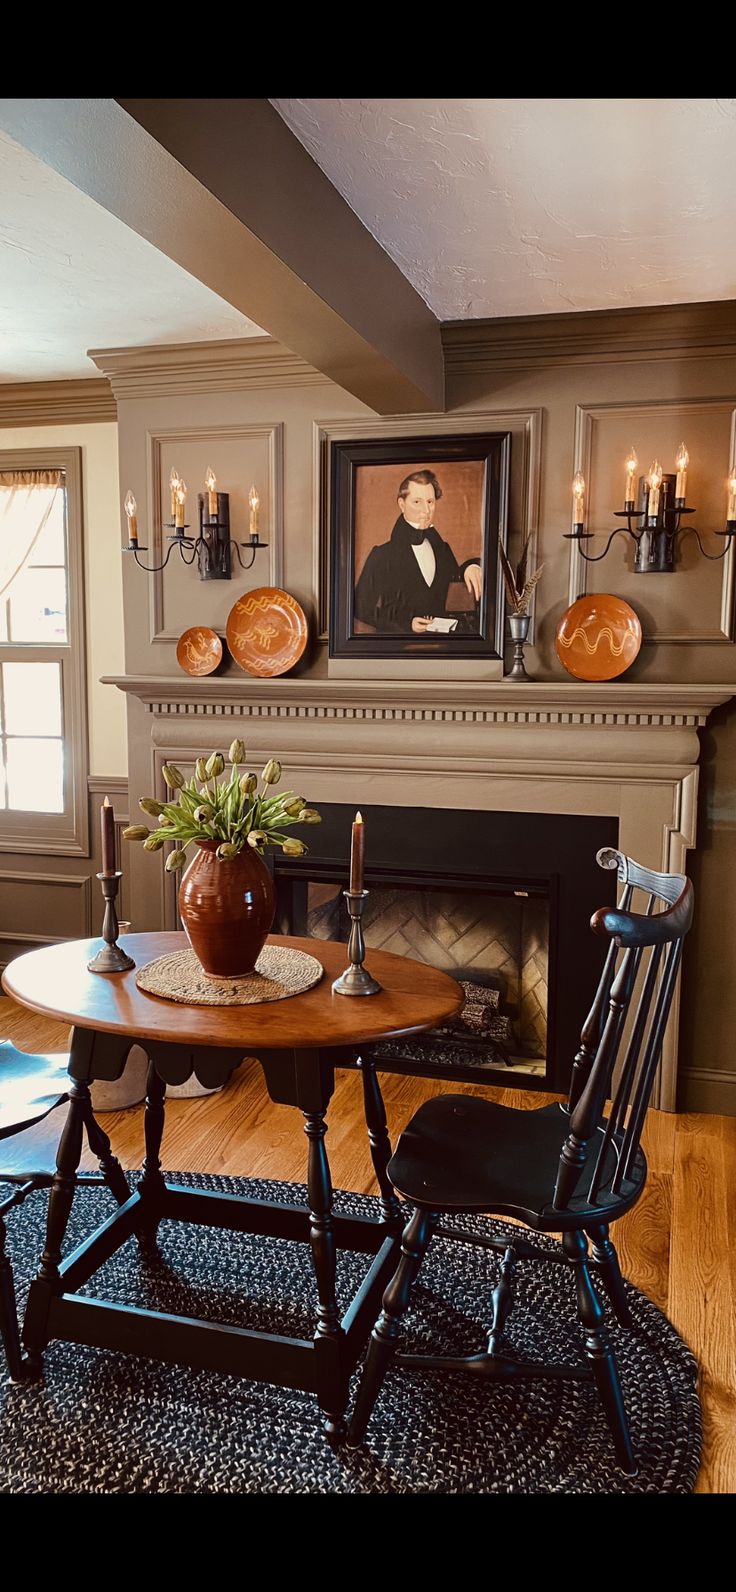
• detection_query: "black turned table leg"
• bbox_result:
[138,1062,167,1251]
[0,1214,24,1382]
[23,1079,88,1372]
[82,1101,130,1206]
[303,1110,348,1444]
[357,1053,401,1226]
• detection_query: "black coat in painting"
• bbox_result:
[354,515,478,634]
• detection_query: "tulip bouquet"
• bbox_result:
[123,741,320,874]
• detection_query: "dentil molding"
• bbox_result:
[104,676,733,731]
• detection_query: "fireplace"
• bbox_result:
[273,803,618,1092]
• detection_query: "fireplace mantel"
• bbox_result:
[110,673,734,1109]
[105,675,731,729]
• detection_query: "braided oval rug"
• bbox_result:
[0,1173,701,1494]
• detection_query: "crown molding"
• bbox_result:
[103,675,734,731]
[87,336,331,399]
[442,299,736,375]
[0,377,116,427]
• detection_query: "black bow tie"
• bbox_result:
[406,523,429,546]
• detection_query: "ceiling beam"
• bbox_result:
[0,98,444,415]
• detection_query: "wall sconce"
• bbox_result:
[122,467,269,581]
[565,445,736,573]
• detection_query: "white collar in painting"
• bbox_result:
[411,539,436,587]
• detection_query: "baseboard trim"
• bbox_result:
[678,1066,736,1116]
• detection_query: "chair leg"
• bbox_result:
[0,1213,24,1382]
[564,1229,637,1475]
[347,1206,436,1448]
[586,1223,634,1329]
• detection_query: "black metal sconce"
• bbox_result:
[121,470,268,581]
[564,451,736,574]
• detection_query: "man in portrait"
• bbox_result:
[353,470,482,634]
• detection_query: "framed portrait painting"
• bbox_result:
[329,431,510,661]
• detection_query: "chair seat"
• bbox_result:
[387,1096,646,1229]
[0,1042,69,1140]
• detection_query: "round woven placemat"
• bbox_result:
[135,944,323,1006]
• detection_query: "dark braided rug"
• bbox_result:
[0,1173,700,1494]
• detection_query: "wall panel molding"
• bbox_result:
[0,870,91,944]
[145,423,284,642]
[568,397,736,643]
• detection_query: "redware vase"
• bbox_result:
[178,840,276,978]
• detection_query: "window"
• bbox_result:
[0,449,88,855]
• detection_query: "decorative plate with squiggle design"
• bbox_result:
[555,594,642,681]
[226,587,309,678]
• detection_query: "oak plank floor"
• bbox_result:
[2,995,733,1495]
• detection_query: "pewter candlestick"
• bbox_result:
[332,890,381,996]
[88,872,135,974]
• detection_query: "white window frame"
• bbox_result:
[0,446,89,856]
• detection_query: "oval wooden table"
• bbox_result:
[3,933,461,1441]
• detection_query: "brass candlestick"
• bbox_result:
[332,890,381,996]
[88,872,135,974]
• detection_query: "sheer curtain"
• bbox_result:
[0,469,63,598]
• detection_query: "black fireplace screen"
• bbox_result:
[307,882,548,1080]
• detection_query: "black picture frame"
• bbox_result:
[328,431,510,659]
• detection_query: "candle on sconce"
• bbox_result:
[349,811,365,894]
[101,795,116,876]
[624,447,638,508]
[175,480,187,530]
[647,461,663,520]
[249,484,260,541]
[169,467,181,520]
[205,467,217,518]
[727,469,736,523]
[123,490,138,546]
[571,470,586,529]
[675,443,689,503]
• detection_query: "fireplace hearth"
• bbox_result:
[273,802,618,1092]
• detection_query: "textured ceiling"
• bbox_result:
[0,131,263,381]
[272,98,736,320]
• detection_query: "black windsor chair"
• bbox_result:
[347,848,694,1473]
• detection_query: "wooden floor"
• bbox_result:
[2,994,734,1495]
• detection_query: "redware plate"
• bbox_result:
[555,594,642,681]
[176,626,223,677]
[226,587,309,679]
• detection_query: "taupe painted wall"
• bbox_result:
[102,315,736,1113]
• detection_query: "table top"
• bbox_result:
[2,933,462,1052]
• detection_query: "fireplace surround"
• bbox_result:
[108,674,734,1109]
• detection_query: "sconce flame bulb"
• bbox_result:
[572,471,585,501]
[625,447,638,476]
[676,443,689,472]
[249,484,260,512]
[176,479,187,502]
[648,460,663,491]
[124,490,136,519]
[169,466,180,490]
[205,467,216,492]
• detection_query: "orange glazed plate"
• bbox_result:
[555,594,642,682]
[176,626,223,677]
[226,587,309,679]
